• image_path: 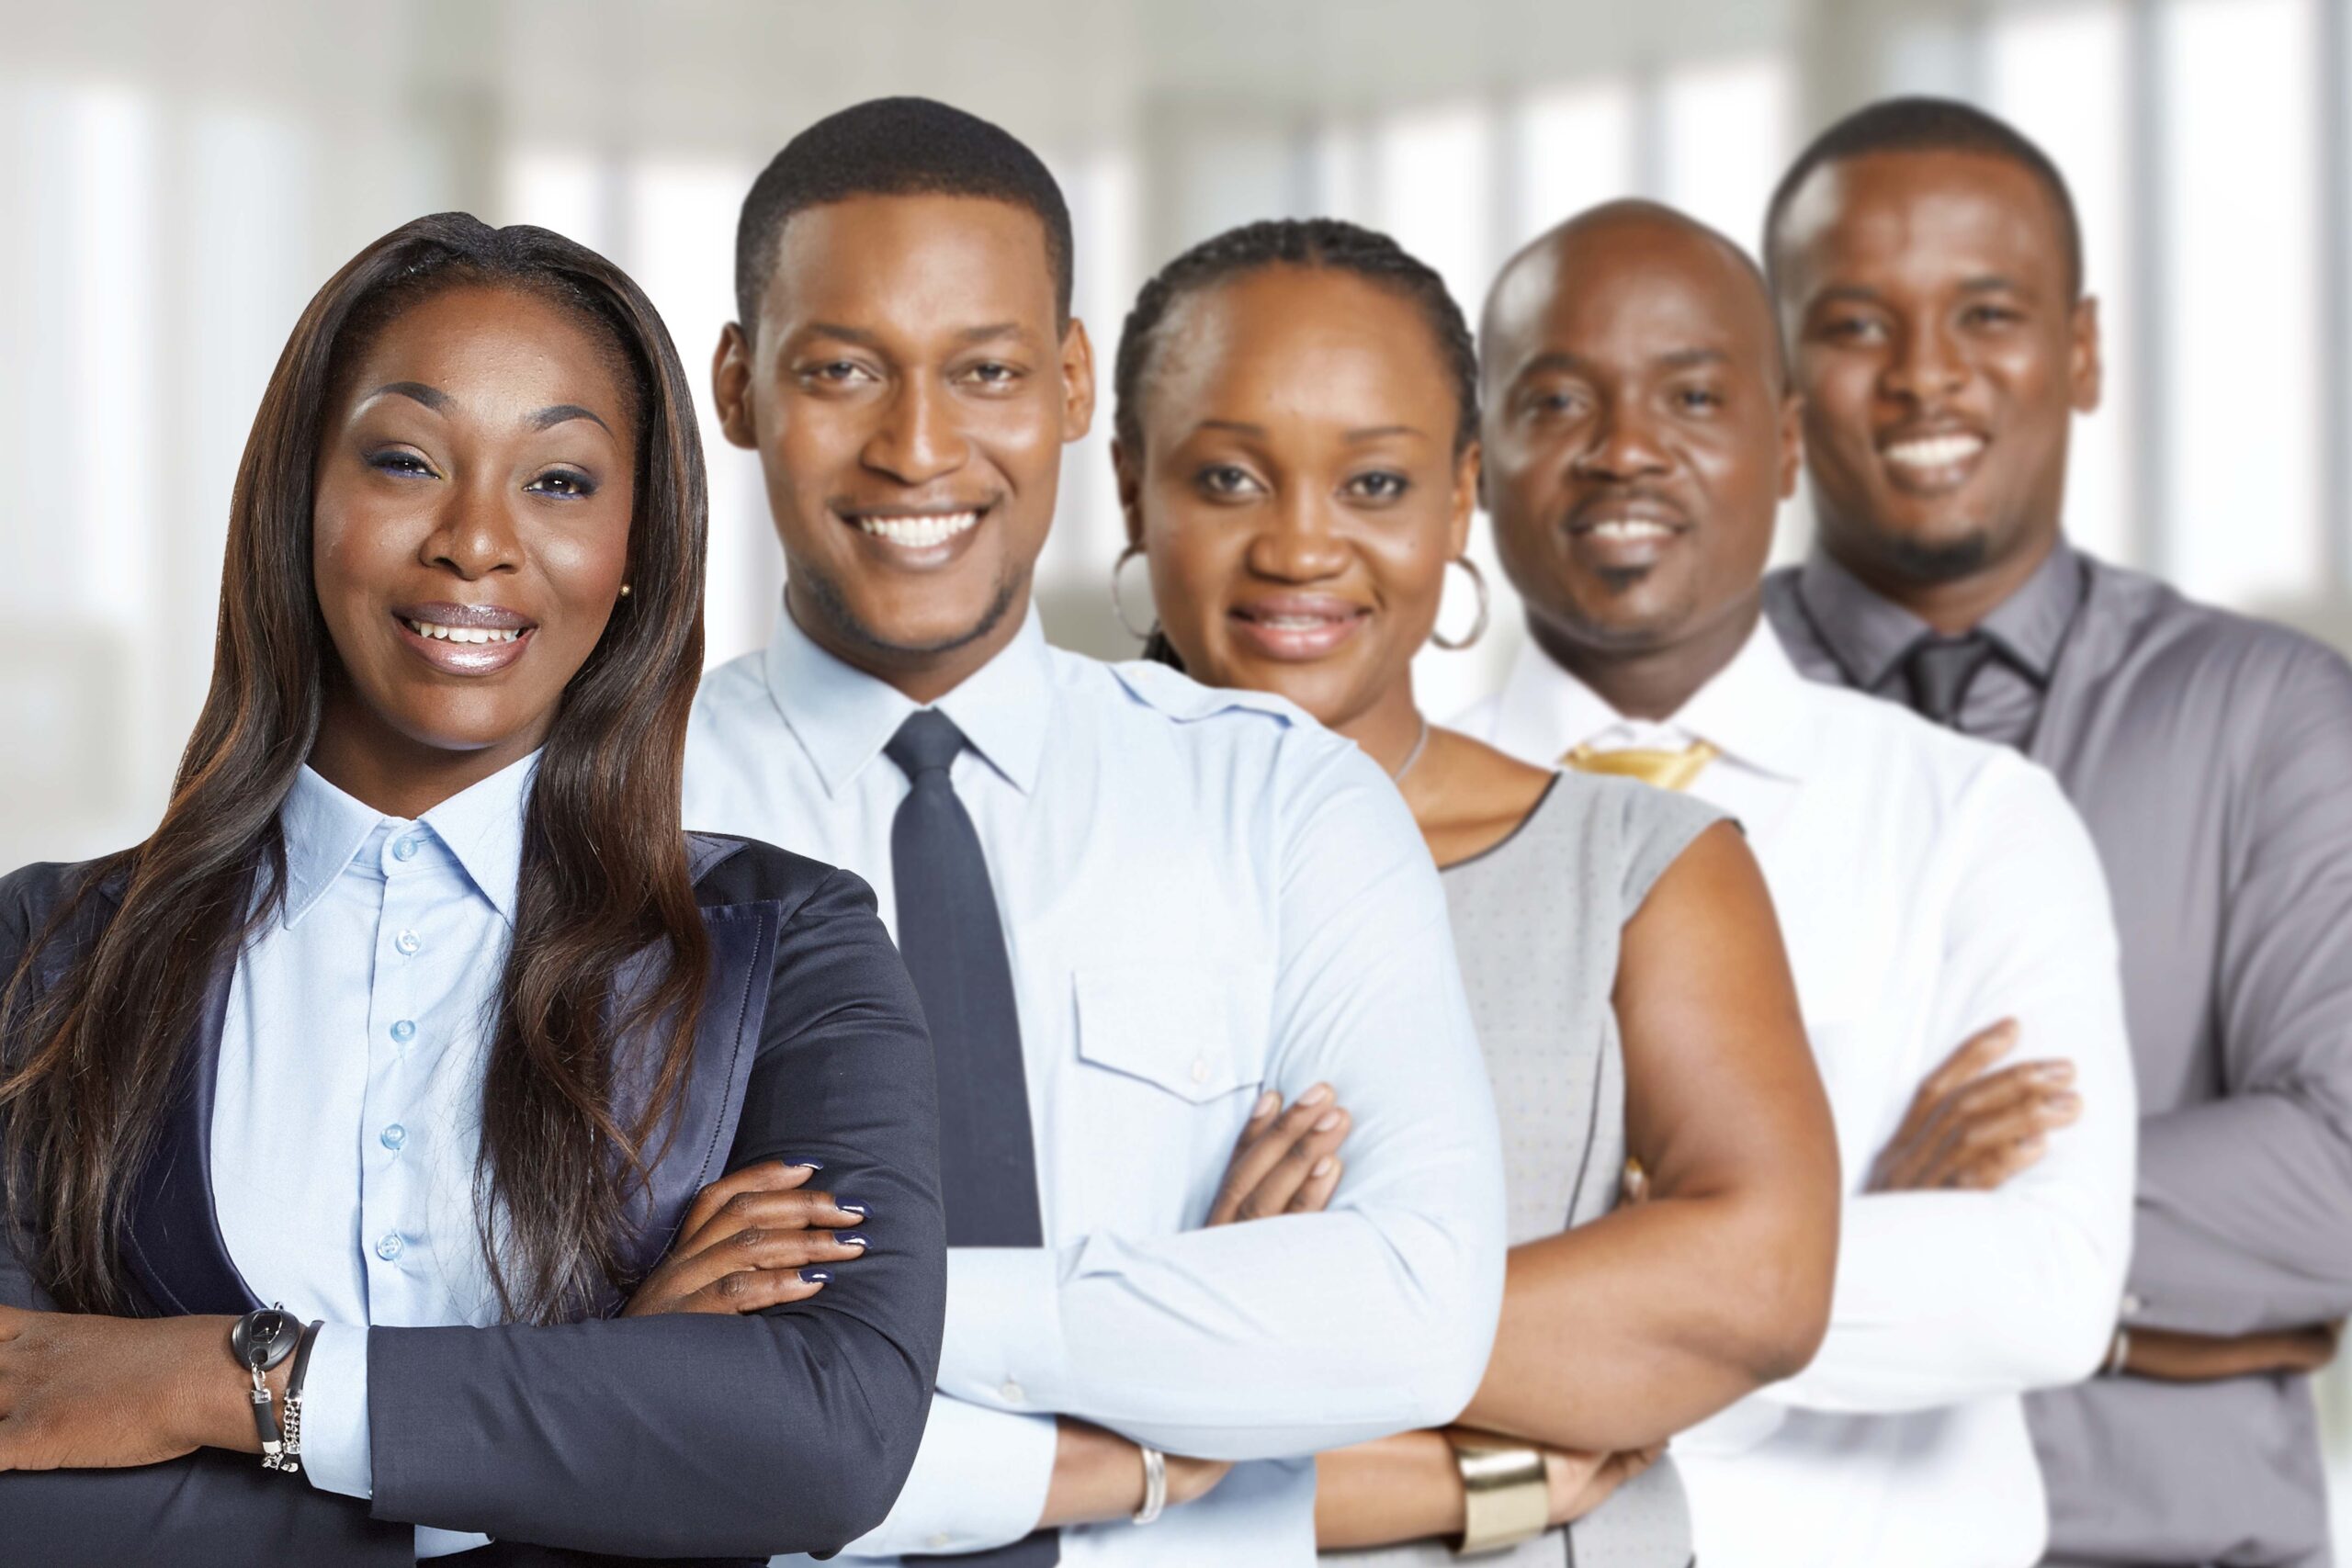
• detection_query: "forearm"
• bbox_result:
[938,1195,1500,1458]
[368,1309,929,1559]
[1314,1431,1464,1551]
[2132,1095,2352,1336]
[1462,1192,1826,1451]
[1769,1185,2120,1412]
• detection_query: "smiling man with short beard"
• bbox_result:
[1763,96,2352,1568]
[678,96,1507,1568]
[1460,197,2136,1568]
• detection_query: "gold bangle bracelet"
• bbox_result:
[1448,1433,1550,1555]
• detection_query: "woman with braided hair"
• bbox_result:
[1112,218,1839,1564]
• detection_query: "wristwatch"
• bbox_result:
[230,1303,320,1472]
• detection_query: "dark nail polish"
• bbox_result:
[836,1232,871,1249]
[784,1159,824,1171]
[835,1201,868,1217]
[798,1268,834,1284]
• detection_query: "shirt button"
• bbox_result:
[380,1123,408,1151]
[394,930,422,956]
[1190,1055,1211,1085]
[375,1233,404,1261]
[392,836,420,862]
[390,1019,416,1043]
[999,1379,1023,1404]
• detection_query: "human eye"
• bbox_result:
[961,359,1025,389]
[526,467,598,499]
[1816,314,1886,345]
[1961,302,2023,330]
[1195,464,1265,500]
[1343,469,1412,502]
[798,358,876,389]
[366,448,438,479]
[1671,385,1725,413]
[1520,384,1582,420]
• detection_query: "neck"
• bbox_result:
[788,580,1030,707]
[308,690,542,820]
[1826,523,2062,637]
[1532,591,1759,722]
[1330,677,1428,780]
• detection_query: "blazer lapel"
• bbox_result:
[607,840,780,1290]
[123,957,263,1316]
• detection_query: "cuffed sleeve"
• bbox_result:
[295,1323,371,1501]
[831,1395,1057,1558]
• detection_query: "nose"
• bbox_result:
[861,377,967,486]
[1881,320,1968,405]
[1570,401,1670,484]
[424,471,524,581]
[1244,488,1351,583]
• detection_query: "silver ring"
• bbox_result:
[1133,1444,1169,1525]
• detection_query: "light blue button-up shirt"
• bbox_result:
[212,754,540,1559]
[684,604,1507,1565]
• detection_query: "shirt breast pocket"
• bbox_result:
[1064,962,1273,1231]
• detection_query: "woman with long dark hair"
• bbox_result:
[0,213,944,1565]
[1111,219,1839,1564]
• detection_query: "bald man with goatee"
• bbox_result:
[1457,200,2136,1568]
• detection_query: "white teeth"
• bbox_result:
[1590,518,1674,541]
[406,619,521,644]
[1261,615,1340,629]
[856,510,980,548]
[1884,434,1985,469]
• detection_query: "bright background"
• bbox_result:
[6,0,2351,1522]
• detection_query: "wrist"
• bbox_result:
[166,1315,269,1452]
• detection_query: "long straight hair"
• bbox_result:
[0,214,712,1323]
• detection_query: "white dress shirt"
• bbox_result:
[213,754,540,1560]
[1457,622,2135,1568]
[684,603,1507,1565]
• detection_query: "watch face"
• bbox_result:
[232,1305,299,1371]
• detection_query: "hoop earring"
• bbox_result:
[1110,543,1158,642]
[1430,556,1489,650]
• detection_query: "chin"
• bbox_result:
[804,565,1022,662]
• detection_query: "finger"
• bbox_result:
[1897,1021,2024,1140]
[1941,1133,2050,1190]
[1234,1108,1351,1222]
[1287,1155,1344,1214]
[681,1266,836,1317]
[680,1161,819,1244]
[1936,1090,2079,1173]
[674,1191,870,1267]
[636,1225,865,1310]
[1884,1065,2075,1190]
[1231,1089,1282,1154]
[1210,1088,1337,1223]
[1942,1061,2078,1123]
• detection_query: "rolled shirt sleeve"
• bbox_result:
[1766,758,2137,1412]
[831,1395,1058,1559]
[933,741,1509,1457]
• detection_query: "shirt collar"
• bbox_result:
[761,595,1053,798]
[1796,538,2085,687]
[1491,615,1815,783]
[277,750,537,930]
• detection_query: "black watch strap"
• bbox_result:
[230,1304,302,1462]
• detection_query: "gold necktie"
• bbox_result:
[1562,739,1719,793]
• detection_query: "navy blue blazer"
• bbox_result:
[0,834,945,1566]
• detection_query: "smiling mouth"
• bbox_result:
[845,508,986,551]
[403,617,526,645]
[1880,432,1989,482]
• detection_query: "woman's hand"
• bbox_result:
[1038,1417,1233,1528]
[622,1162,869,1317]
[1205,1085,1350,1225]
[0,1306,253,1470]
[1541,1440,1664,1526]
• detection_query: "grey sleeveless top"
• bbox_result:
[1323,772,1724,1568]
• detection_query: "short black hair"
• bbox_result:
[1114,217,1479,459]
[1764,96,2084,299]
[733,96,1073,334]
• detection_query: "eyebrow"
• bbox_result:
[1659,348,1731,370]
[1511,347,1728,378]
[1194,419,1430,443]
[799,321,1029,347]
[368,380,449,411]
[530,403,612,433]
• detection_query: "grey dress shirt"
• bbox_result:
[1766,543,2352,1568]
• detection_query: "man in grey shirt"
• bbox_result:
[1761,96,2352,1566]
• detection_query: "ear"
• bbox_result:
[1776,389,1804,501]
[712,323,759,450]
[1060,317,1098,443]
[2068,295,2103,415]
[1449,441,1481,559]
[1111,435,1145,548]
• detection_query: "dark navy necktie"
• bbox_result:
[1901,632,1998,730]
[887,710,1057,1566]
